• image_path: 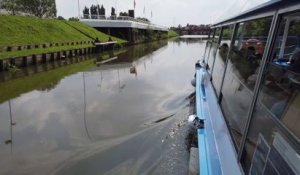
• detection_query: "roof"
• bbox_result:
[212,0,300,27]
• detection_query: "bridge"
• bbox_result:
[80,15,168,44]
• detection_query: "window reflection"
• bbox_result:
[242,110,300,174]
[231,19,271,90]
[220,18,272,150]
[213,28,221,43]
[204,41,211,64]
[259,12,300,137]
[206,27,228,74]
[211,25,234,96]
[207,41,218,74]
[242,12,300,174]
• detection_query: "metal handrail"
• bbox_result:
[81,15,151,25]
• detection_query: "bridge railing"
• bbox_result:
[81,15,152,25]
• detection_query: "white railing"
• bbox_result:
[81,15,151,25]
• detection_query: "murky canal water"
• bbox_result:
[0,39,206,175]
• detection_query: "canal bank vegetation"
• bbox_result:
[0,15,126,47]
[168,30,179,38]
[66,20,126,44]
[0,15,126,59]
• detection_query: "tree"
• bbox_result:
[57,16,65,20]
[99,5,105,16]
[119,12,128,16]
[69,17,79,21]
[29,0,57,18]
[111,7,115,16]
[83,6,89,19]
[0,0,57,18]
[136,17,150,23]
[90,4,97,19]
[0,0,22,15]
[244,18,271,37]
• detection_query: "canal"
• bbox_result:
[0,38,206,175]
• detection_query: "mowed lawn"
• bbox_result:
[0,15,127,59]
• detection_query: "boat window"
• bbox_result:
[210,28,216,41]
[241,12,300,174]
[211,25,234,96]
[208,28,214,39]
[257,12,300,138]
[219,17,272,150]
[213,27,221,43]
[205,27,223,73]
[241,113,300,174]
[207,42,218,74]
[204,41,212,64]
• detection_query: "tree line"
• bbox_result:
[0,0,57,18]
[82,4,150,23]
[82,4,133,19]
[83,5,116,19]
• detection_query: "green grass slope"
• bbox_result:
[67,21,126,44]
[168,30,179,38]
[0,15,126,47]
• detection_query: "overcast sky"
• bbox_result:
[56,0,271,27]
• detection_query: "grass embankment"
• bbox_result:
[0,15,127,59]
[66,21,126,44]
[0,60,94,103]
[168,30,179,38]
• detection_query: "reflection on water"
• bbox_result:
[0,39,205,175]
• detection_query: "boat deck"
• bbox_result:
[195,64,242,175]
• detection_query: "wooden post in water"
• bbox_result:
[32,55,37,65]
[22,56,28,67]
[0,60,5,71]
[42,54,47,63]
[50,53,54,61]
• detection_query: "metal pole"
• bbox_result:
[78,0,80,19]
[82,72,91,140]
[96,0,100,19]
[8,100,13,154]
[115,0,117,16]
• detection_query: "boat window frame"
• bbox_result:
[278,4,300,14]
[236,10,280,161]
[217,23,238,102]
[215,16,276,153]
[238,8,300,162]
[213,11,275,29]
[210,24,237,99]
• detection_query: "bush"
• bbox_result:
[57,16,65,20]
[69,17,79,21]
